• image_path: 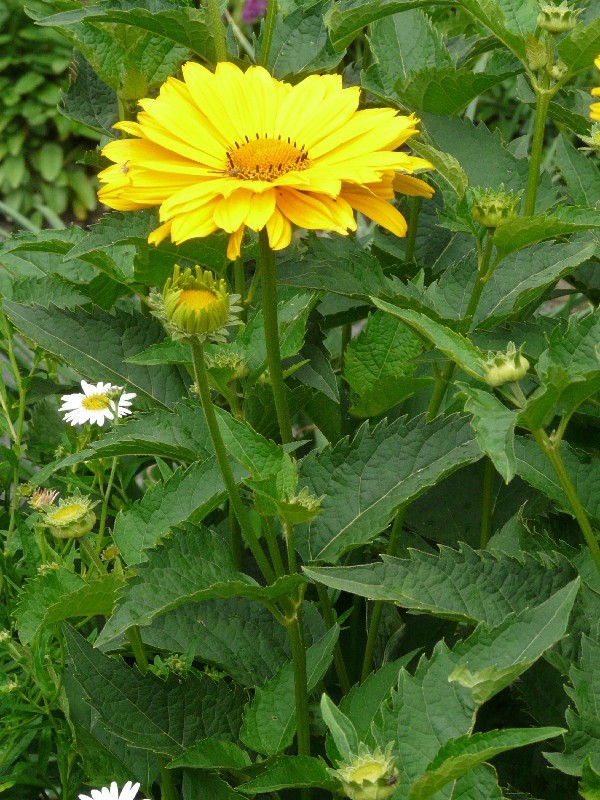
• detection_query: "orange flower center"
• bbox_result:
[227,135,310,181]
[178,289,218,312]
[81,394,112,411]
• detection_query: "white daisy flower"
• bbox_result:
[79,780,148,800]
[59,380,136,427]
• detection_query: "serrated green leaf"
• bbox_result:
[455,0,530,60]
[113,459,235,565]
[237,755,337,793]
[98,523,305,645]
[142,598,326,687]
[545,636,600,776]
[325,0,453,52]
[16,569,123,644]
[2,302,188,410]
[460,385,518,482]
[0,274,89,308]
[304,544,576,625]
[320,695,359,763]
[344,311,422,397]
[372,300,486,379]
[279,236,388,300]
[581,756,600,799]
[558,18,600,74]
[555,139,600,209]
[410,141,468,198]
[40,2,216,61]
[265,0,342,78]
[409,727,564,800]
[474,236,596,329]
[298,413,481,563]
[64,625,245,757]
[370,582,578,794]
[167,739,251,771]
[240,626,339,755]
[492,211,600,263]
[60,51,118,136]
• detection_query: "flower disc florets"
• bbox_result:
[484,342,530,387]
[39,490,98,540]
[330,744,399,800]
[537,1,580,33]
[470,185,522,228]
[156,265,241,342]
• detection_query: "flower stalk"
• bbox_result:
[190,339,276,583]
[524,86,551,216]
[206,0,228,63]
[259,230,294,445]
[258,0,277,67]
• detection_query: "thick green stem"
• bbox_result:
[315,582,351,695]
[259,230,293,445]
[532,429,600,571]
[427,232,495,420]
[126,625,149,674]
[159,762,176,800]
[285,614,311,757]
[405,197,422,263]
[97,456,118,543]
[361,505,405,682]
[206,0,228,63]
[479,457,496,549]
[258,0,277,68]
[190,339,275,583]
[228,503,244,572]
[524,88,551,216]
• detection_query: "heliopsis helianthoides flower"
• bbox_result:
[98,62,434,260]
[591,55,600,122]
[59,380,136,427]
[79,781,148,800]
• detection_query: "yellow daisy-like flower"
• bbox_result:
[591,54,600,122]
[98,62,433,260]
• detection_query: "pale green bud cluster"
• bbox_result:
[331,743,400,800]
[470,185,522,228]
[537,1,580,33]
[38,490,98,539]
[277,486,324,524]
[484,342,530,387]
[205,349,249,380]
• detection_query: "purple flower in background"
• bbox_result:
[242,0,267,24]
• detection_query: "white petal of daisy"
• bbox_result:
[79,781,147,800]
[59,381,136,427]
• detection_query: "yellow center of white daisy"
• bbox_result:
[48,503,87,524]
[81,393,112,411]
[177,289,218,312]
[227,135,310,181]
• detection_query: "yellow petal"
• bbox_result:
[148,220,173,245]
[341,186,408,237]
[266,206,293,251]
[228,224,246,260]
[392,174,435,198]
[213,188,254,232]
[245,189,277,231]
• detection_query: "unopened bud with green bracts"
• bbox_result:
[484,342,530,388]
[537,1,580,33]
[154,265,242,342]
[470,185,522,229]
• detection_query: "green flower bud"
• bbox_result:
[277,486,324,525]
[470,185,522,228]
[537,1,580,33]
[484,342,530,388]
[579,124,600,156]
[155,265,242,342]
[39,490,98,539]
[549,60,568,80]
[331,744,399,800]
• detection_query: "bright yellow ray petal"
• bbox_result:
[228,224,246,260]
[245,189,277,231]
[213,188,254,232]
[276,188,353,233]
[341,186,408,237]
[392,174,435,198]
[170,199,220,242]
[148,220,173,245]
[266,207,293,251]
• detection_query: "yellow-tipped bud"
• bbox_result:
[39,490,97,539]
[484,342,530,387]
[331,744,400,800]
[162,265,234,339]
